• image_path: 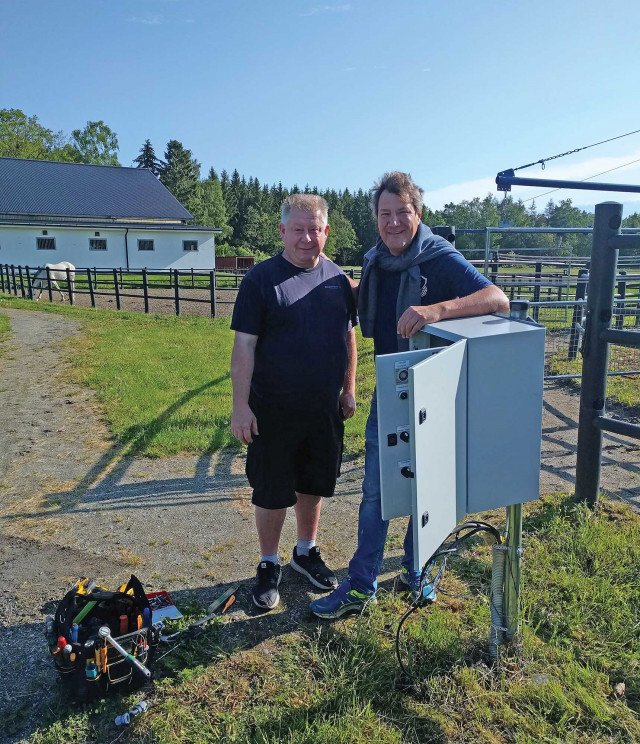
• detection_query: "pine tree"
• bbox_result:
[133,139,163,176]
[160,140,200,209]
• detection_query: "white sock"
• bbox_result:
[296,539,316,557]
[261,553,279,565]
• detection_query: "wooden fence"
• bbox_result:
[0,265,250,317]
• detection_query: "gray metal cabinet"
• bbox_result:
[375,314,545,568]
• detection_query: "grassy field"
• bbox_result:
[0,294,374,458]
[24,495,640,744]
[2,297,640,742]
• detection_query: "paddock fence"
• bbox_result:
[2,248,640,386]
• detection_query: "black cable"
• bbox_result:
[394,522,503,682]
[514,128,640,172]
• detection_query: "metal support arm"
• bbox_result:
[496,169,640,194]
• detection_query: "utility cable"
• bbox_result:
[521,157,640,205]
[513,128,640,172]
[394,522,502,682]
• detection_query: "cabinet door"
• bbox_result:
[409,339,467,571]
[376,348,445,520]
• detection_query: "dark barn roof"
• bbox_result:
[0,158,193,221]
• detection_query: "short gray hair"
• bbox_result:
[281,193,329,225]
[370,171,424,216]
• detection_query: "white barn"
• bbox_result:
[0,158,221,271]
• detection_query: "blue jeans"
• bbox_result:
[348,392,414,595]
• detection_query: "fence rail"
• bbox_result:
[0,264,250,317]
[2,262,639,381]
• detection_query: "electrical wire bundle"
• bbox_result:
[394,521,502,681]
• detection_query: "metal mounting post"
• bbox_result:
[503,503,523,642]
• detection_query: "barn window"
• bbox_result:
[138,239,154,251]
[183,240,198,252]
[90,239,107,251]
[37,237,56,250]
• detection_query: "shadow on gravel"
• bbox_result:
[541,396,640,500]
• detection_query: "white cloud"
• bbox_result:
[130,14,163,24]
[300,4,351,16]
[422,150,640,211]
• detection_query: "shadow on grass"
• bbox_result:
[16,562,447,744]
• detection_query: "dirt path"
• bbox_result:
[0,308,638,742]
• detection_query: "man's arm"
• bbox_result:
[397,284,510,339]
[339,328,357,419]
[230,331,259,444]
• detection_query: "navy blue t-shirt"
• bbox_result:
[231,254,357,411]
[373,251,491,355]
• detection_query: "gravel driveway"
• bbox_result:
[0,307,638,742]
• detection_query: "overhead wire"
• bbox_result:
[521,157,640,205]
[513,128,640,172]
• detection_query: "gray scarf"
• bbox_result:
[358,222,459,349]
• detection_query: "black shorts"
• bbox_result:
[246,395,344,510]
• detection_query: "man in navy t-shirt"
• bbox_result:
[231,193,357,611]
[311,171,509,619]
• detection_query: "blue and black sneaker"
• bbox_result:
[399,566,436,603]
[310,579,375,619]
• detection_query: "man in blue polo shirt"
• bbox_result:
[311,171,509,619]
[231,193,357,611]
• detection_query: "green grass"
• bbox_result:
[0,311,10,355]
[0,294,375,458]
[27,494,640,743]
[548,347,640,407]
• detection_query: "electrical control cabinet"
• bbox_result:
[376,314,545,568]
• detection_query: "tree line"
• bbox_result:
[3,108,640,263]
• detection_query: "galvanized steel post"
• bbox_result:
[503,503,523,642]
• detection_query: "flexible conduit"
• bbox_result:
[489,544,507,660]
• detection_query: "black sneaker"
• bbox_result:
[290,546,338,591]
[252,561,282,610]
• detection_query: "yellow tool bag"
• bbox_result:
[46,575,159,700]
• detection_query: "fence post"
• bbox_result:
[568,269,589,360]
[575,202,622,507]
[531,262,542,321]
[191,267,195,288]
[210,270,216,318]
[142,269,149,314]
[174,268,181,316]
[66,267,74,305]
[87,268,96,307]
[18,266,25,298]
[483,228,491,277]
[615,270,627,329]
[119,267,123,289]
[25,266,33,300]
[46,266,53,302]
[113,268,121,310]
[0,264,4,294]
[93,267,97,290]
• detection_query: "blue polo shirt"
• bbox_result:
[373,251,491,356]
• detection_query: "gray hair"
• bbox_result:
[281,193,329,225]
[370,171,424,216]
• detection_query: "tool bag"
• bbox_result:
[47,575,158,700]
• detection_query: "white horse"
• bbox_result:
[32,262,76,302]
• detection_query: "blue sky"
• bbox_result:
[3,0,640,214]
